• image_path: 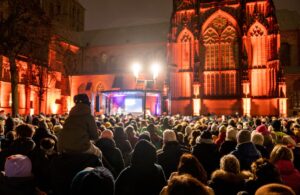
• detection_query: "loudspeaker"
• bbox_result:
[95,95,100,112]
[30,101,33,109]
[86,82,92,91]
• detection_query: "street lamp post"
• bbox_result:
[131,62,160,119]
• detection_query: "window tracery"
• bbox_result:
[202,16,238,96]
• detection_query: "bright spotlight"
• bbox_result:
[151,62,161,80]
[132,62,141,78]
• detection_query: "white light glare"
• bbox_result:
[151,62,160,80]
[132,62,141,78]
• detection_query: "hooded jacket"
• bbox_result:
[95,138,125,177]
[275,160,300,194]
[157,141,189,179]
[58,103,98,153]
[231,142,261,171]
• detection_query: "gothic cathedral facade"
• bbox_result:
[168,0,287,116]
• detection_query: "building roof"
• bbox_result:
[78,22,170,47]
[74,9,300,47]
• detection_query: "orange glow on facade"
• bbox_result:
[168,0,285,116]
[193,98,200,116]
[0,38,80,115]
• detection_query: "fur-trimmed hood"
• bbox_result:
[210,169,246,184]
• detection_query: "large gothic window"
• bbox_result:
[204,72,236,96]
[177,29,194,69]
[202,15,238,96]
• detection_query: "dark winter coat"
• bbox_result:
[115,164,166,195]
[115,140,166,195]
[58,103,98,153]
[95,138,125,177]
[245,177,282,195]
[219,140,237,157]
[192,142,220,177]
[10,137,36,155]
[254,144,269,159]
[157,141,189,179]
[209,170,246,195]
[114,138,132,166]
[0,173,36,195]
[231,142,261,171]
[30,147,58,192]
[49,152,102,195]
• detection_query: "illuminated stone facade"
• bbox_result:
[0,0,82,115]
[168,0,287,116]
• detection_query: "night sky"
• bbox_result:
[78,0,300,30]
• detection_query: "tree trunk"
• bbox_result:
[9,55,19,117]
[25,61,32,115]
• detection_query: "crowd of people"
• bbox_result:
[0,93,300,195]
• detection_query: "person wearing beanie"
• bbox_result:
[115,140,166,195]
[0,154,39,195]
[157,130,189,179]
[254,125,275,154]
[219,128,238,157]
[251,133,269,159]
[231,130,261,170]
[100,129,114,140]
[95,130,124,178]
[71,167,115,195]
[58,93,102,158]
[255,125,270,136]
[192,130,220,177]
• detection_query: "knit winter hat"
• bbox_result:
[4,154,32,177]
[100,130,114,139]
[71,167,114,195]
[196,130,213,144]
[74,93,90,105]
[255,125,270,135]
[200,130,212,140]
[226,128,238,141]
[237,130,251,144]
[251,133,264,146]
[163,130,177,143]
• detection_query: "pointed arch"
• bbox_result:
[202,9,239,34]
[247,21,267,37]
[203,27,219,44]
[248,21,267,67]
[202,10,239,97]
[176,28,195,69]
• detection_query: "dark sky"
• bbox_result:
[78,0,300,30]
